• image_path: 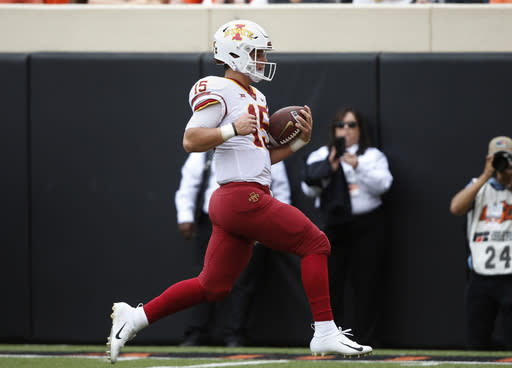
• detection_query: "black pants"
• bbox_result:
[323,207,385,347]
[465,271,512,350]
[223,242,269,344]
[184,211,267,345]
[183,211,215,343]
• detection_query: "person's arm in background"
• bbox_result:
[175,153,205,240]
[349,148,393,196]
[450,154,494,216]
[270,161,291,205]
[301,146,333,198]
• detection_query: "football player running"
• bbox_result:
[107,19,372,363]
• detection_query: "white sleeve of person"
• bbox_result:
[270,161,291,205]
[186,102,224,131]
[354,147,393,196]
[187,76,238,141]
[187,76,227,130]
[186,102,237,142]
[175,152,206,224]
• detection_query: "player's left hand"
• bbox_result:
[296,105,313,143]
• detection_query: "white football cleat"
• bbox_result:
[310,327,372,357]
[106,302,142,364]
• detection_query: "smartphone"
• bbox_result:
[333,137,346,159]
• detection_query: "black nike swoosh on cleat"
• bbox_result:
[340,342,364,352]
[115,323,127,340]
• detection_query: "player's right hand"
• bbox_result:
[233,112,258,136]
[178,222,195,241]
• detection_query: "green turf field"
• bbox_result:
[1,345,512,368]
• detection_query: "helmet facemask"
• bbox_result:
[240,44,276,83]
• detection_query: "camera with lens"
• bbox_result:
[492,151,512,172]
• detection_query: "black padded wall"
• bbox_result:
[0,54,30,341]
[29,53,201,343]
[379,53,512,348]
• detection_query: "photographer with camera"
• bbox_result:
[301,107,393,347]
[450,136,512,350]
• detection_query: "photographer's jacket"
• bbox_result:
[467,177,512,275]
[302,144,393,225]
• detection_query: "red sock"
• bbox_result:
[301,253,333,321]
[143,278,207,324]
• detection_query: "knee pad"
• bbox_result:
[198,266,235,302]
[300,224,331,257]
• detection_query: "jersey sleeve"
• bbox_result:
[188,76,228,116]
[186,102,224,130]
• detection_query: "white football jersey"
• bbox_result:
[188,76,272,187]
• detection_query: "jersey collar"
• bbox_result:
[226,77,257,100]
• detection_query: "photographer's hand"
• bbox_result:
[450,154,494,216]
[482,154,495,181]
[328,146,341,172]
[342,152,358,169]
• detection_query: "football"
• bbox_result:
[268,106,304,146]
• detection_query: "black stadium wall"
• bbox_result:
[1,52,511,348]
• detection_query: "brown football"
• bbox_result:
[268,105,304,146]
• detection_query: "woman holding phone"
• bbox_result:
[301,107,393,348]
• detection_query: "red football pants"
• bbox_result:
[144,182,332,323]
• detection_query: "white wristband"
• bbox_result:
[220,124,236,141]
[290,138,307,152]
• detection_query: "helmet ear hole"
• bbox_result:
[229,53,240,59]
